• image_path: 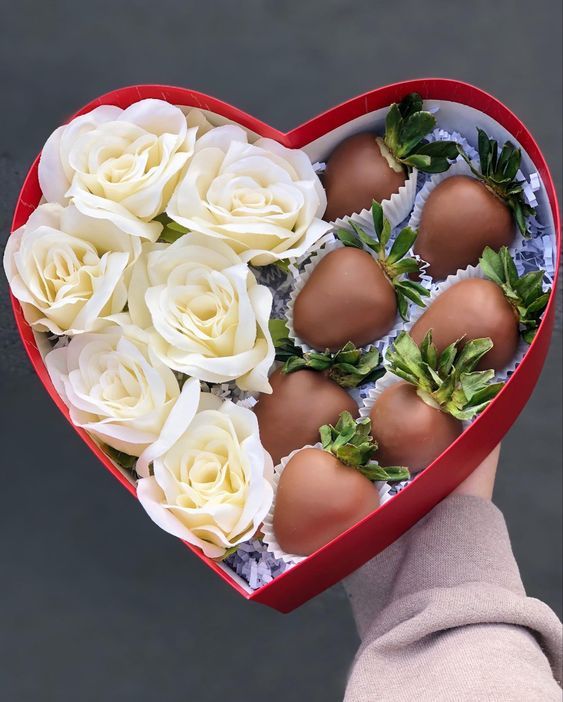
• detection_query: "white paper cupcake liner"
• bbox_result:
[285,236,410,358]
[261,443,395,566]
[330,167,418,233]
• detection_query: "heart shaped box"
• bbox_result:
[10,79,560,613]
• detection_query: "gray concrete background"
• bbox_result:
[0,2,561,700]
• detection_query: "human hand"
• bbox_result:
[453,444,501,501]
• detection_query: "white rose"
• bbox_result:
[136,378,274,558]
[38,99,197,241]
[45,326,195,457]
[126,234,274,393]
[167,124,330,265]
[3,203,139,335]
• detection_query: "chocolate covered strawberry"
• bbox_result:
[410,246,550,369]
[414,129,536,278]
[273,412,410,556]
[370,331,504,472]
[254,321,384,464]
[324,93,458,221]
[292,201,430,351]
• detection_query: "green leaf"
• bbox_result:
[522,328,537,344]
[167,220,189,233]
[463,380,504,406]
[511,200,529,236]
[283,356,309,373]
[438,341,459,376]
[319,412,384,470]
[159,226,186,244]
[411,157,452,174]
[333,342,362,365]
[426,365,443,386]
[477,128,491,171]
[433,372,457,405]
[336,228,362,249]
[523,292,550,317]
[273,258,291,274]
[396,290,409,321]
[389,331,425,378]
[389,258,421,275]
[394,281,428,308]
[359,464,411,482]
[378,330,505,421]
[384,103,402,153]
[328,347,384,388]
[399,279,430,296]
[496,141,512,173]
[371,200,384,240]
[503,147,521,181]
[396,112,436,158]
[290,343,385,388]
[479,246,505,285]
[269,318,290,345]
[514,270,544,305]
[106,446,137,471]
[379,218,392,249]
[500,246,519,288]
[350,221,380,253]
[387,227,418,265]
[460,370,495,401]
[400,154,432,169]
[456,337,494,373]
[336,444,363,467]
[319,424,332,449]
[389,366,420,385]
[473,129,533,235]
[415,140,459,159]
[398,92,423,119]
[488,139,499,173]
[420,330,438,369]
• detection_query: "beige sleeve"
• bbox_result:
[344,495,562,702]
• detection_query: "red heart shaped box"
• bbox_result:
[10,79,560,613]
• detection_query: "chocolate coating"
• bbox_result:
[370,382,462,473]
[254,369,358,466]
[273,447,380,555]
[411,278,519,370]
[293,248,397,351]
[414,175,515,279]
[324,133,406,221]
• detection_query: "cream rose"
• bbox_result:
[126,234,274,393]
[45,325,195,457]
[167,124,330,265]
[3,203,140,335]
[38,99,197,241]
[136,378,274,558]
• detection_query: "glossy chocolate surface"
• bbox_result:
[254,369,358,466]
[324,133,406,221]
[414,175,515,279]
[293,248,397,351]
[410,278,519,370]
[273,447,380,556]
[370,382,462,472]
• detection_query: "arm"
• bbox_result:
[344,448,562,702]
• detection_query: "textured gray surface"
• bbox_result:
[0,1,561,700]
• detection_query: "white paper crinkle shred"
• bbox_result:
[224,539,287,590]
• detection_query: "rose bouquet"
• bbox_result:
[5,85,558,607]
